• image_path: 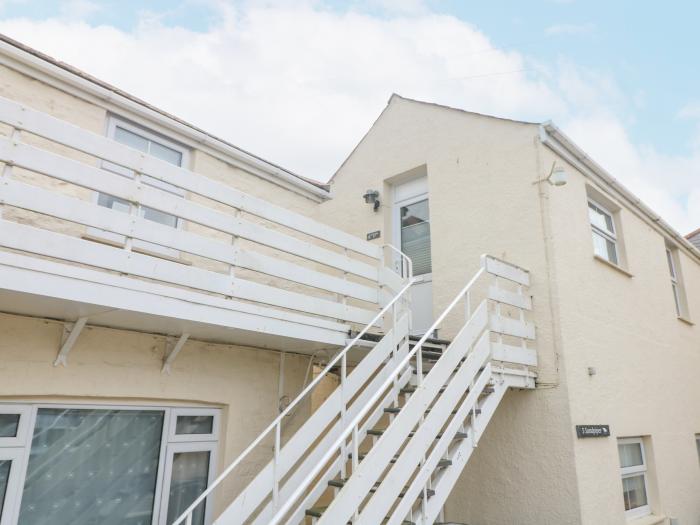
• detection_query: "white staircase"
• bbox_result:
[173,254,537,525]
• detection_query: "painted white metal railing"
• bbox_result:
[0,96,405,342]
[171,258,415,525]
[260,255,535,525]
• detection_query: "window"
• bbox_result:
[665,247,689,319]
[0,404,218,525]
[91,117,189,256]
[400,198,432,275]
[618,438,651,519]
[589,199,619,265]
[696,435,700,463]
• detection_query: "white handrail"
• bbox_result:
[171,247,414,525]
[268,263,488,525]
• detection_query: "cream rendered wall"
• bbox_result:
[317,96,582,524]
[0,56,324,518]
[541,142,700,525]
[0,312,311,517]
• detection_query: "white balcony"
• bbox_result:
[0,96,405,354]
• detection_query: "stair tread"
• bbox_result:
[305,506,416,524]
[328,479,435,498]
[368,428,469,440]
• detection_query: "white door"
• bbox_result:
[393,178,433,335]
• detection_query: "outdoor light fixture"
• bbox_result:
[546,163,568,186]
[363,189,381,211]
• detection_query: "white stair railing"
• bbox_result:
[303,255,535,525]
[172,247,414,525]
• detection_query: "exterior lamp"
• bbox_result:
[547,164,568,186]
[363,189,381,211]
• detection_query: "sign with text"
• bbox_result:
[576,425,611,438]
[366,230,381,241]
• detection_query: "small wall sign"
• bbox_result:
[576,425,611,438]
[366,230,381,241]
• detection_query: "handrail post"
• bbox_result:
[273,422,281,509]
[340,351,348,479]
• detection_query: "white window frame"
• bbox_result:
[588,198,619,265]
[0,405,31,448]
[393,192,432,280]
[0,447,24,525]
[158,440,217,525]
[618,437,651,520]
[0,402,218,525]
[168,408,221,444]
[88,116,190,259]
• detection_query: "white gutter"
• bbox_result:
[0,37,330,202]
[539,121,700,263]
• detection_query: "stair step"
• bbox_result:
[348,452,453,469]
[368,428,469,440]
[400,385,494,396]
[305,506,416,524]
[327,479,435,499]
[384,407,482,416]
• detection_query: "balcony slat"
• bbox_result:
[0,251,348,345]
[0,138,379,283]
[0,96,381,259]
[0,219,376,326]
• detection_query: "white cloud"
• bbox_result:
[0,2,697,233]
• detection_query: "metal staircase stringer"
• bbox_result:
[416,372,510,525]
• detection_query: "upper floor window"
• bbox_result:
[618,437,651,519]
[98,117,188,228]
[91,117,189,257]
[665,246,689,319]
[588,199,618,265]
[695,434,700,464]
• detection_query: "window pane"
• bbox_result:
[97,193,131,214]
[622,474,648,511]
[696,437,700,461]
[176,416,214,435]
[400,200,431,275]
[589,202,615,235]
[618,442,644,468]
[18,408,164,525]
[166,451,211,525]
[671,283,681,316]
[592,231,618,264]
[0,414,20,437]
[114,126,149,153]
[149,141,183,166]
[0,460,10,517]
[141,206,178,228]
[666,249,677,280]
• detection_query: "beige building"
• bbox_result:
[0,34,697,525]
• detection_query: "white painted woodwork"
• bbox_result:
[0,96,381,259]
[481,254,530,285]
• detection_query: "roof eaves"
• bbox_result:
[540,121,700,262]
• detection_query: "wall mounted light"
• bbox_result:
[548,165,568,186]
[363,189,381,211]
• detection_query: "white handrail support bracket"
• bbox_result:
[53,316,88,367]
[162,333,190,374]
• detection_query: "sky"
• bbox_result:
[0,0,698,234]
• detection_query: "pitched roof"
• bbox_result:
[686,227,700,250]
[0,33,330,195]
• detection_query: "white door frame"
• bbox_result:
[158,440,217,525]
[392,179,433,335]
[0,448,24,525]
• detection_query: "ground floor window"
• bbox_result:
[618,437,651,519]
[0,404,218,525]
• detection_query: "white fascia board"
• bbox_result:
[539,122,700,264]
[0,39,330,203]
